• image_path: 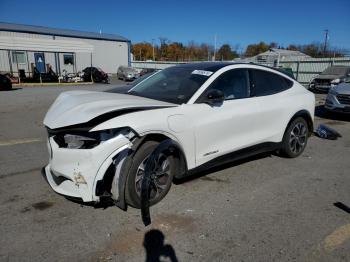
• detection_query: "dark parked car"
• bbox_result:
[309,65,350,93]
[0,74,12,90]
[82,67,109,83]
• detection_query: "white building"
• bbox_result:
[0,22,130,76]
[250,48,311,64]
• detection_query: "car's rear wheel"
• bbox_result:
[125,141,174,208]
[280,117,309,158]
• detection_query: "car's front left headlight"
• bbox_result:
[64,134,98,149]
[53,127,136,149]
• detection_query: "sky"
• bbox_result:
[1,0,349,52]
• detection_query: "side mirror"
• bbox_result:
[205,89,225,105]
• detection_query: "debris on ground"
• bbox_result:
[315,124,342,140]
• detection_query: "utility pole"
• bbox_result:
[213,35,217,61]
[152,39,155,61]
[323,29,329,56]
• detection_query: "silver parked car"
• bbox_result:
[117,66,139,81]
[325,80,350,113]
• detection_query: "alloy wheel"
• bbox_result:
[135,153,171,201]
[289,122,307,154]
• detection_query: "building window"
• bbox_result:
[12,51,26,64]
[63,54,74,65]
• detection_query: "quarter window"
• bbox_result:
[204,69,250,100]
[249,69,292,96]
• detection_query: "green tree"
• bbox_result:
[244,42,269,57]
[159,37,169,60]
[269,42,278,48]
[217,44,238,60]
[166,42,184,61]
[287,44,298,51]
[131,42,153,60]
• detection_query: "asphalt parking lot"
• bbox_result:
[0,84,349,262]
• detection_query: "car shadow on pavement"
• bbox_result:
[174,152,272,185]
[0,87,22,91]
[65,196,115,209]
[143,229,178,262]
[315,105,350,122]
[63,152,273,208]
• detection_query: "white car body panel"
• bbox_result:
[91,105,197,169]
[252,86,315,143]
[181,100,262,166]
[42,63,315,202]
[45,135,131,201]
[43,90,175,129]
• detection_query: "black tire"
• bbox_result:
[280,117,309,158]
[125,141,174,208]
[93,76,101,83]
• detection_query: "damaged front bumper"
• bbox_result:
[42,134,132,202]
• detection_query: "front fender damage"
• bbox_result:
[113,136,147,210]
[103,137,185,226]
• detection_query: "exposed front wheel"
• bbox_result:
[280,117,309,158]
[125,141,174,208]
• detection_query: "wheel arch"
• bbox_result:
[286,110,314,136]
[138,132,188,178]
[110,132,188,210]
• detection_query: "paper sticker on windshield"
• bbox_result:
[191,70,213,76]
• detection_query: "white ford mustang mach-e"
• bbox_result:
[42,62,315,209]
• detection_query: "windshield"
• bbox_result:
[128,66,210,104]
[129,72,155,86]
[322,66,349,76]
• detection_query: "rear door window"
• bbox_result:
[249,69,293,97]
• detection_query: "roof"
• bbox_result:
[0,35,93,53]
[173,62,294,79]
[0,22,130,42]
[176,62,235,72]
[258,48,309,57]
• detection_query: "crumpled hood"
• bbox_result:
[333,83,350,95]
[44,90,176,129]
